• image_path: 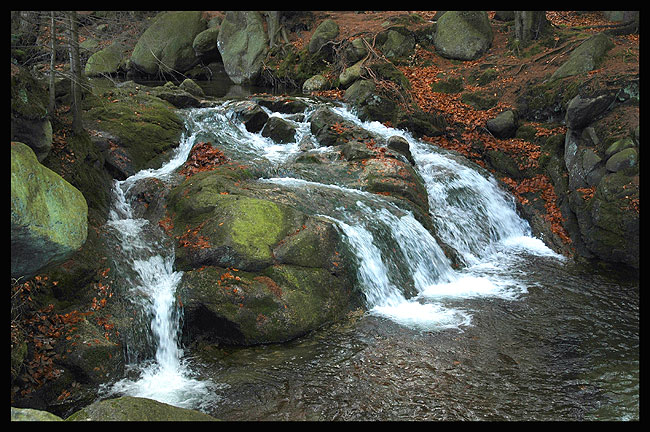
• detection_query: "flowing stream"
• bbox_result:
[101,97,638,420]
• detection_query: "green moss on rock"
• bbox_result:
[11,142,88,278]
[84,84,184,172]
[66,396,218,421]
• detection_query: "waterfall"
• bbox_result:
[102,123,219,409]
[102,99,564,408]
[306,106,564,329]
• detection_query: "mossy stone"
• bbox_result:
[11,142,88,278]
[66,396,218,421]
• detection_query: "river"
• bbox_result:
[100,96,639,421]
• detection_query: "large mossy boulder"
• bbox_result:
[551,33,615,81]
[217,11,268,85]
[66,396,218,421]
[375,26,416,62]
[193,27,221,59]
[561,90,639,269]
[11,142,88,279]
[575,171,639,268]
[85,42,127,77]
[130,11,206,77]
[434,11,493,61]
[165,165,357,345]
[308,18,339,54]
[10,64,52,161]
[84,81,184,176]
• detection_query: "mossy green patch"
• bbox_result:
[84,85,183,171]
[229,198,287,262]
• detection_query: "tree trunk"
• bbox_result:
[514,11,550,45]
[66,11,83,134]
[48,11,56,119]
[265,11,281,49]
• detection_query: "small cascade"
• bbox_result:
[102,123,219,409]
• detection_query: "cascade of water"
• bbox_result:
[104,99,565,407]
[103,121,219,409]
[178,101,564,331]
[312,106,564,328]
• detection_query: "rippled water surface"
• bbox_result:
[186,255,637,421]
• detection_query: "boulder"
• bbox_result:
[85,42,127,77]
[308,18,339,54]
[217,11,268,84]
[152,83,202,108]
[165,166,357,345]
[604,137,635,159]
[11,142,88,278]
[342,37,368,64]
[551,33,615,81]
[261,116,297,143]
[11,407,62,421]
[230,100,269,133]
[302,74,329,93]
[310,106,375,146]
[574,171,639,268]
[565,93,615,130]
[130,11,206,77]
[339,59,365,88]
[192,27,220,58]
[434,11,493,61]
[486,110,519,139]
[10,64,52,161]
[254,96,308,114]
[344,79,398,123]
[605,147,637,172]
[375,26,416,61]
[560,88,639,269]
[179,78,205,98]
[387,135,415,165]
[66,396,218,421]
[84,81,185,173]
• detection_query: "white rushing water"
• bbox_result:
[103,125,220,409]
[307,106,565,329]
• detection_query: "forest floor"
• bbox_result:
[295,11,639,156]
